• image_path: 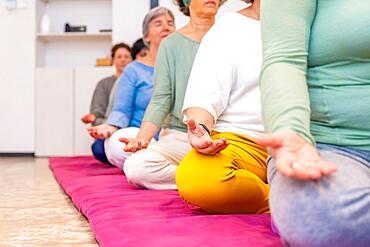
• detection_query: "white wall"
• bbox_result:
[112,0,150,45]
[0,0,247,154]
[0,1,35,153]
[74,67,113,155]
[113,0,247,45]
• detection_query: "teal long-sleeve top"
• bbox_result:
[260,0,370,151]
[143,32,200,132]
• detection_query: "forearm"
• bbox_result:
[184,107,214,130]
[261,64,314,144]
[136,121,160,142]
[90,88,108,118]
[261,0,316,144]
[107,110,130,129]
[93,117,105,126]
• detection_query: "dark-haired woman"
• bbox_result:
[81,43,132,126]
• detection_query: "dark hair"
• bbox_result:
[131,38,147,59]
[111,43,132,59]
[173,0,228,16]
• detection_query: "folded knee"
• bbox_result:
[270,181,370,247]
[124,154,150,187]
[176,156,215,204]
[275,215,369,247]
[177,167,230,213]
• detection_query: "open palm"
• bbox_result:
[256,129,336,180]
[119,137,149,153]
[87,124,117,139]
[186,119,228,155]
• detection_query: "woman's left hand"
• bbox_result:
[119,137,149,153]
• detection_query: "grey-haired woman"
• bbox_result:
[88,7,175,167]
[121,0,226,190]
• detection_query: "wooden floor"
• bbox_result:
[0,156,98,246]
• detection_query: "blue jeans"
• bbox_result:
[91,139,111,165]
[268,143,370,247]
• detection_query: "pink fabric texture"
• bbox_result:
[49,156,282,247]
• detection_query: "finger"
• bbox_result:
[99,130,107,138]
[192,139,213,150]
[210,141,228,154]
[290,162,323,180]
[97,130,107,139]
[204,141,224,155]
[137,141,143,150]
[186,119,198,133]
[95,132,103,139]
[123,141,134,152]
[275,156,295,177]
[141,140,149,149]
[187,119,206,138]
[124,144,133,152]
[218,140,229,152]
[96,133,105,139]
[138,140,149,150]
[318,161,336,176]
[256,134,282,148]
[131,145,138,153]
[93,128,101,137]
[198,142,222,155]
[103,129,111,138]
[217,138,228,147]
[119,137,130,144]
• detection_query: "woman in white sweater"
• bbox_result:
[176,0,269,214]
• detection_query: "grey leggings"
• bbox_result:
[268,144,370,247]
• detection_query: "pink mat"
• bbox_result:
[49,156,282,247]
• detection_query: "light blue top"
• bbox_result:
[107,61,155,129]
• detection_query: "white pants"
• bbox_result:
[104,127,144,169]
[123,129,192,190]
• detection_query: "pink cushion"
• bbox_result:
[49,156,282,247]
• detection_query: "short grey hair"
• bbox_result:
[142,7,175,47]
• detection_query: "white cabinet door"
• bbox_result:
[35,68,74,156]
[0,1,35,153]
[74,67,113,155]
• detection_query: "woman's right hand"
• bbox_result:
[81,114,96,124]
[256,129,336,180]
[186,119,228,155]
[87,124,118,139]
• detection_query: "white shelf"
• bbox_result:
[37,32,112,41]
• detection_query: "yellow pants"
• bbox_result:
[176,132,269,214]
